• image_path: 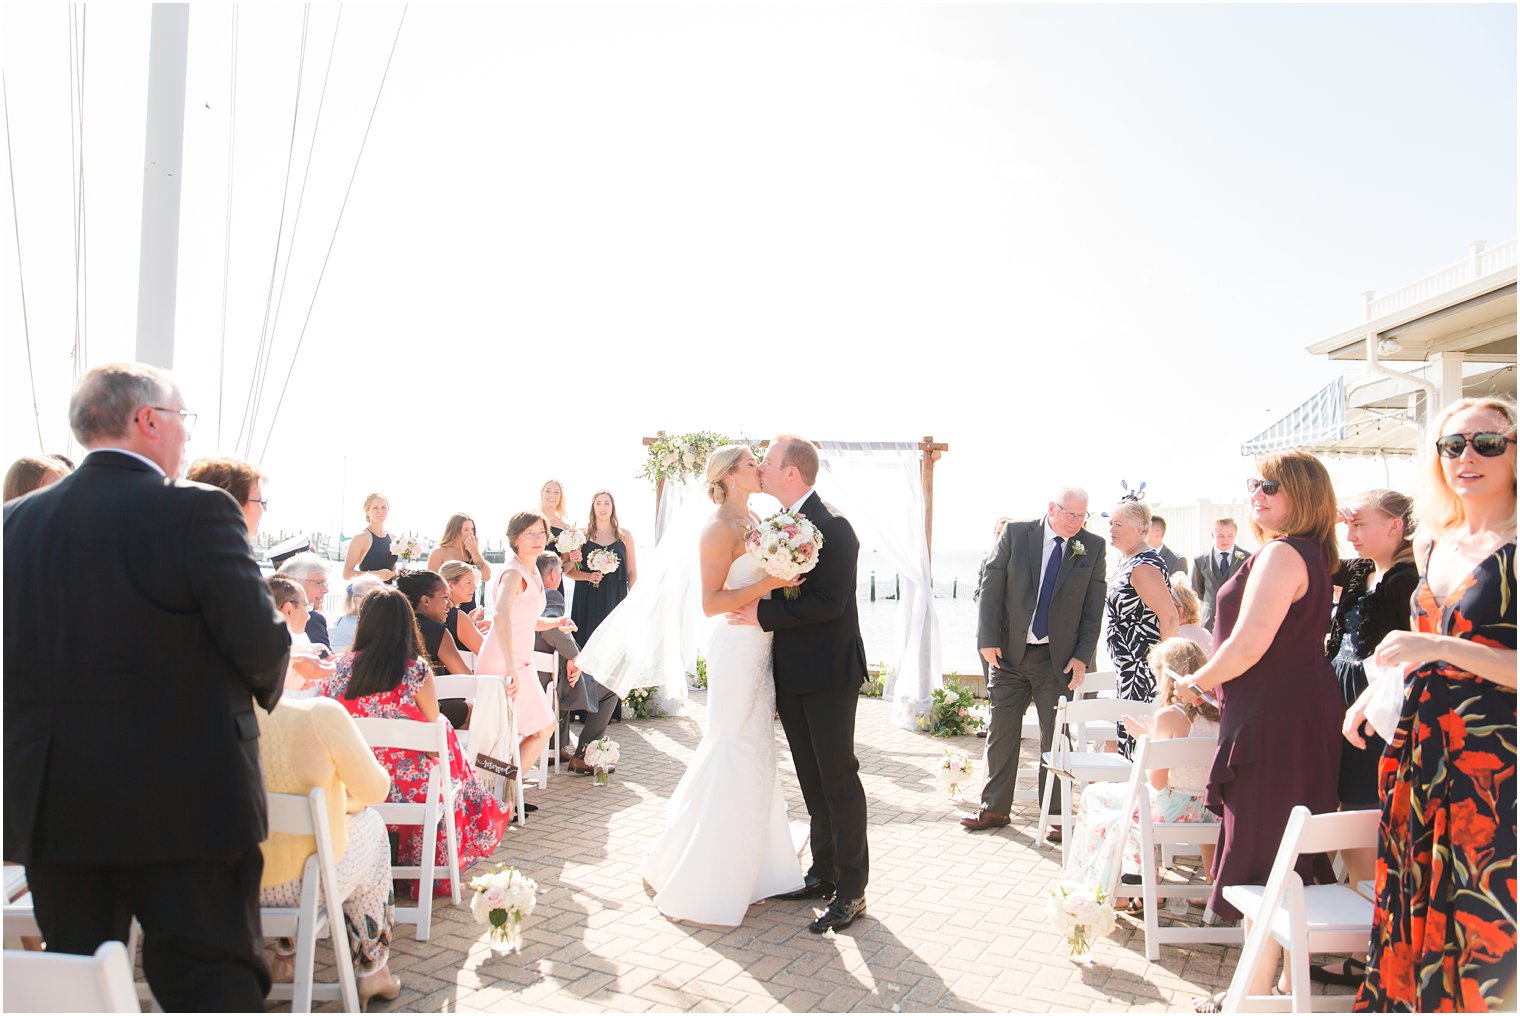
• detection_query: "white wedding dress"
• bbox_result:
[641,554,805,926]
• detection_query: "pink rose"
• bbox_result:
[483,887,507,909]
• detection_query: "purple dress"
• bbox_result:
[1206,536,1342,921]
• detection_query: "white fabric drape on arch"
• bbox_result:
[815,442,942,731]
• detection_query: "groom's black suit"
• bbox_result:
[757,491,870,900]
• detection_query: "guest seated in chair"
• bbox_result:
[535,552,620,775]
[321,588,510,896]
[1062,638,1219,914]
[397,570,473,729]
[279,552,335,649]
[268,575,335,699]
[439,561,486,655]
[256,694,400,1009]
[330,574,385,654]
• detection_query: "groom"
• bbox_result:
[728,435,870,934]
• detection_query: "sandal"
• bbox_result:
[1192,991,1227,1013]
[1310,957,1367,987]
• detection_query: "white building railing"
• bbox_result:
[1364,238,1517,321]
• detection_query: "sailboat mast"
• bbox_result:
[134,3,189,368]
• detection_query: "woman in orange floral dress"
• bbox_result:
[1345,397,1516,1012]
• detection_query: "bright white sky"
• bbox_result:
[4,2,1515,553]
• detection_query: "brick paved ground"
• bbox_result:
[268,692,1357,1013]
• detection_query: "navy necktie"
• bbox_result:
[1031,537,1065,640]
[1219,552,1230,575]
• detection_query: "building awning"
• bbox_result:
[1242,378,1349,456]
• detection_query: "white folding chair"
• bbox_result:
[1039,696,1135,865]
[1221,806,1380,1013]
[1012,671,1119,802]
[1111,735,1241,960]
[529,650,560,787]
[433,673,481,754]
[262,788,361,1012]
[3,940,139,1012]
[351,716,461,941]
[456,649,477,672]
[2,867,38,949]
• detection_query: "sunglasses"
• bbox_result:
[1435,431,1515,459]
[1246,478,1281,496]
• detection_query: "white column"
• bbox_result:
[134,3,191,368]
[1435,351,1466,409]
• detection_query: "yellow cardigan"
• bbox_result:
[257,697,391,887]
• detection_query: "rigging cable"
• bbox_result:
[216,6,240,449]
[77,4,88,385]
[235,3,311,458]
[258,4,408,467]
[4,72,46,452]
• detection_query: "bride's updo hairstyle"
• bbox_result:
[705,444,750,504]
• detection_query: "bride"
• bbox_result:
[634,444,806,925]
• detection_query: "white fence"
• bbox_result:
[1365,238,1517,321]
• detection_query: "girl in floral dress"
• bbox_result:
[322,587,509,897]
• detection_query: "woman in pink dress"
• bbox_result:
[476,511,570,777]
[321,587,509,897]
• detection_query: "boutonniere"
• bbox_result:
[1068,540,1087,559]
[1232,549,1246,562]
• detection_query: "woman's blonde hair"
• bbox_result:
[362,492,387,522]
[539,479,565,517]
[1108,499,1151,533]
[705,444,750,504]
[1170,582,1202,625]
[342,573,385,618]
[1414,397,1517,540]
[1343,488,1417,566]
[1252,450,1339,571]
[438,560,478,587]
[438,512,474,547]
[1149,637,1218,722]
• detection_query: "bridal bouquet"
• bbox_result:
[745,509,824,599]
[468,864,538,956]
[583,737,620,786]
[585,547,621,577]
[554,524,586,556]
[1046,879,1116,961]
[939,749,974,799]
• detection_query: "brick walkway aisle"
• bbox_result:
[280,692,1354,1013]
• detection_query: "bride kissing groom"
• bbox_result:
[630,435,871,933]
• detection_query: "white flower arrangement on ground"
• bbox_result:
[468,864,537,955]
[585,547,621,576]
[1046,879,1116,959]
[939,749,974,799]
[745,509,824,600]
[554,524,587,556]
[392,534,424,561]
[583,737,619,769]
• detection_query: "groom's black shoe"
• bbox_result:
[770,875,836,902]
[809,895,866,934]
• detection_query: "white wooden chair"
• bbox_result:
[262,788,361,1012]
[530,650,560,787]
[1039,696,1135,865]
[1012,671,1117,802]
[3,940,139,1012]
[3,871,155,1009]
[1110,735,1241,959]
[351,716,461,941]
[456,649,477,672]
[1221,806,1380,1013]
[443,671,528,824]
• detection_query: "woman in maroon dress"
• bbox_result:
[1178,450,1344,1010]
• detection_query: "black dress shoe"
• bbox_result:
[809,895,866,934]
[769,875,836,901]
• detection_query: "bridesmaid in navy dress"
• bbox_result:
[343,493,397,582]
[567,490,638,715]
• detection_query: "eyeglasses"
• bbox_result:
[246,498,269,509]
[1246,478,1282,496]
[145,406,197,435]
[1435,431,1515,459]
[1053,505,1091,523]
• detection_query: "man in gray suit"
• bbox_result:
[964,487,1106,836]
[534,552,620,775]
[1191,517,1247,631]
[1147,516,1187,578]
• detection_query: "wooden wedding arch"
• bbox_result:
[641,433,950,561]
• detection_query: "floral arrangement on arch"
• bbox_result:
[641,432,749,489]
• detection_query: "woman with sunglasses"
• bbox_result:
[1179,450,1344,1012]
[1346,398,1516,1014]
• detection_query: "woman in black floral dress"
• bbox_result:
[1103,497,1179,759]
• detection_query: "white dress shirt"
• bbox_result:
[1027,519,1066,646]
[84,447,165,476]
[787,489,816,515]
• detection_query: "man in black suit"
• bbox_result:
[1147,515,1188,578]
[1191,517,1247,631]
[4,363,290,1010]
[729,435,870,934]
[968,487,1107,839]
